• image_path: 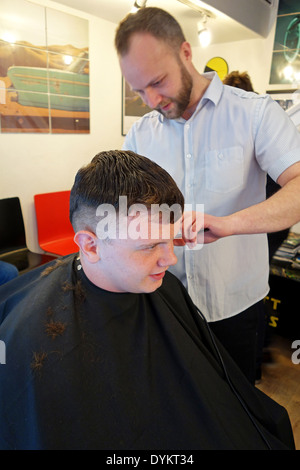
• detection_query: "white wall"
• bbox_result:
[0,0,124,252]
[1,1,299,254]
[191,24,276,94]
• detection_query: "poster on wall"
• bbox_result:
[267,90,298,111]
[269,0,300,89]
[0,0,89,134]
[122,78,151,135]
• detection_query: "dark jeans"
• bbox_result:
[209,300,266,385]
[0,261,19,286]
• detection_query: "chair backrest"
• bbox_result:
[34,190,77,256]
[0,197,26,254]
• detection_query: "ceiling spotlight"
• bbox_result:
[197,12,212,48]
[130,0,147,13]
[198,27,211,48]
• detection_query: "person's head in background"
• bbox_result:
[69,149,184,293]
[223,71,255,92]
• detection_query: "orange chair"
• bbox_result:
[34,190,78,256]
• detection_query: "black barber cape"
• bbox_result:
[0,255,295,450]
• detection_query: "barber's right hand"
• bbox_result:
[173,211,232,248]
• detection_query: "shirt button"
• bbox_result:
[186,153,192,159]
[218,153,224,159]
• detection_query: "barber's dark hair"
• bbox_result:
[115,7,186,56]
[70,149,184,233]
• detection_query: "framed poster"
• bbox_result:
[122,77,151,135]
[267,89,299,110]
[269,0,300,90]
[0,0,89,134]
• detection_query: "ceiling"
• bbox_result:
[53,0,263,46]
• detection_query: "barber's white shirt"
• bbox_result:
[123,72,300,322]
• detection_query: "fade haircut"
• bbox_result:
[69,149,184,234]
[115,7,186,57]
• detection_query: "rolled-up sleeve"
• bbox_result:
[254,96,300,182]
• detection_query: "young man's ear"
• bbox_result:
[74,231,100,263]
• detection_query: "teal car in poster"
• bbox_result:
[7,65,89,112]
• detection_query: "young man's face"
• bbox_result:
[119,32,193,119]
[94,213,181,293]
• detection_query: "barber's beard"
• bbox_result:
[156,64,193,119]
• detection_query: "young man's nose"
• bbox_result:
[158,244,177,268]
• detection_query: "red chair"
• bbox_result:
[34,190,78,256]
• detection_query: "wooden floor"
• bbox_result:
[256,333,300,450]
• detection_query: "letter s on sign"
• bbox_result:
[291,340,300,365]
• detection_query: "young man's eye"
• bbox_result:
[146,244,156,250]
[140,244,157,251]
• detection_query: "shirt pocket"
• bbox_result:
[205,146,244,193]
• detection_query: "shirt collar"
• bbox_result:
[158,71,223,124]
[200,71,223,107]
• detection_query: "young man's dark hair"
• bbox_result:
[70,149,184,233]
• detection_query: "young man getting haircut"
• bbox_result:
[0,150,294,450]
